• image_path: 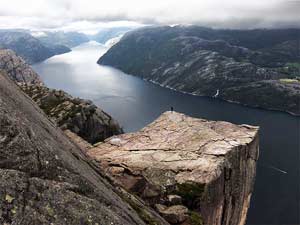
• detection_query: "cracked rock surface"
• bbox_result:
[88,111,259,225]
[0,71,167,225]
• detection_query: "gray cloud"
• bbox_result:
[0,0,299,31]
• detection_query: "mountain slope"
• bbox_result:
[89,27,133,44]
[0,71,168,225]
[0,30,70,64]
[0,49,42,84]
[98,26,300,115]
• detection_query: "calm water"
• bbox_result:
[33,41,300,225]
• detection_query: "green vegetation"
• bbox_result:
[286,62,300,69]
[121,194,161,225]
[279,78,300,84]
[5,194,14,203]
[189,211,204,225]
[175,182,205,201]
[279,62,300,77]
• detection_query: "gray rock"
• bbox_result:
[20,84,123,144]
[0,71,167,225]
[0,49,42,84]
[167,195,182,205]
[156,205,189,224]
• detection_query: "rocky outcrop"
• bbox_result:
[88,111,259,225]
[20,84,123,144]
[0,71,169,225]
[0,49,42,84]
[98,26,300,115]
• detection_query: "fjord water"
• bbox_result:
[33,41,300,224]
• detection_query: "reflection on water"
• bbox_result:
[33,41,300,224]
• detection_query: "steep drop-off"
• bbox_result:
[98,26,300,115]
[88,111,259,225]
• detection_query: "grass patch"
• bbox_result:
[279,78,300,84]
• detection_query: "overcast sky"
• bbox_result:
[0,0,299,32]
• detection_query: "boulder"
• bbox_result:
[156,205,189,224]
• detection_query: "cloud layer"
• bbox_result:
[0,0,299,31]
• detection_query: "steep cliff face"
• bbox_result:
[20,84,123,144]
[0,49,42,84]
[98,26,300,115]
[0,71,169,225]
[88,111,259,225]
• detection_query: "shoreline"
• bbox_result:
[144,78,300,117]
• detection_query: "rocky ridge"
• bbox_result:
[0,49,42,84]
[87,111,260,225]
[20,84,123,144]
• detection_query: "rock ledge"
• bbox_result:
[88,111,259,225]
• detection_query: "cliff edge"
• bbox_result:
[88,111,259,225]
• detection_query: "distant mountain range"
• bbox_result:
[37,31,90,48]
[88,27,134,44]
[0,30,71,64]
[98,26,300,115]
[0,28,134,64]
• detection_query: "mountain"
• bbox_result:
[0,30,70,64]
[89,27,134,44]
[36,31,90,48]
[98,26,300,115]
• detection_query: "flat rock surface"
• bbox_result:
[89,111,258,185]
[88,111,259,225]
